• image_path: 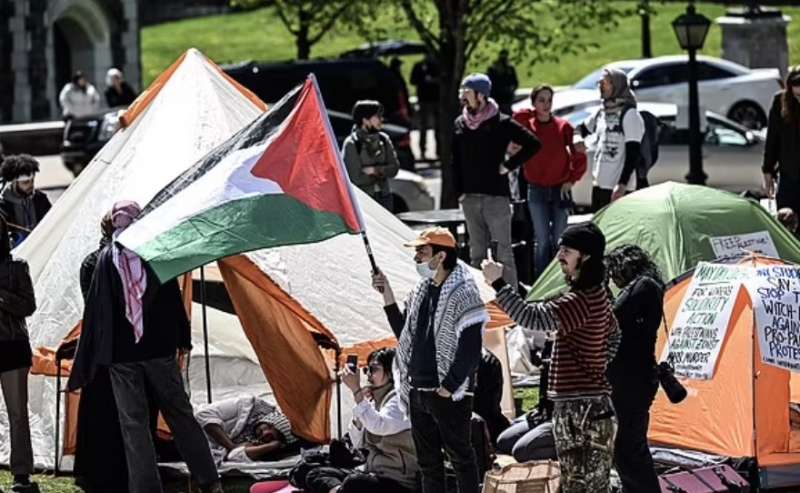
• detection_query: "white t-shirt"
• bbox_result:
[583,107,645,190]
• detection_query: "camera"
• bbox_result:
[657,361,687,404]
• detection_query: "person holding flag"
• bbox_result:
[372,227,488,493]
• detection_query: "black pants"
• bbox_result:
[612,385,660,493]
[591,187,612,213]
[305,467,409,493]
[410,389,479,493]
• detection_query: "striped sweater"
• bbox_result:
[494,281,618,399]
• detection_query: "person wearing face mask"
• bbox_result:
[372,227,488,493]
[0,154,52,248]
[68,201,222,493]
[304,348,420,493]
[763,66,800,215]
[342,100,400,211]
[196,396,298,464]
[577,68,645,212]
[481,223,619,493]
[453,73,541,290]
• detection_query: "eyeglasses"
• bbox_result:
[362,364,383,375]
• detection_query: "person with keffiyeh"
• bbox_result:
[68,201,222,493]
[577,68,645,212]
[452,73,540,290]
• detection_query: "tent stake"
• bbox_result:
[201,266,212,404]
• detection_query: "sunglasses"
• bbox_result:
[362,364,383,375]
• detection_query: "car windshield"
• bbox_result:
[574,66,634,89]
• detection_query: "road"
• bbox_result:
[36,155,73,203]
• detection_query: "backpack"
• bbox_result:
[621,106,663,185]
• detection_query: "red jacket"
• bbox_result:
[513,110,587,187]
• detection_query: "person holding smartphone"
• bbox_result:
[513,85,587,280]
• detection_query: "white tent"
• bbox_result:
[5,49,502,469]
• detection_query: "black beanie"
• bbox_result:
[352,100,384,123]
[559,222,606,259]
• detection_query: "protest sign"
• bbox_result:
[710,231,778,259]
[663,262,751,379]
[747,264,800,371]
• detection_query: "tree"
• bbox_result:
[349,0,631,207]
[231,0,351,60]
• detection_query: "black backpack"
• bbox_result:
[621,106,663,185]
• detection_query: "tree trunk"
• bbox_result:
[296,11,312,60]
[641,1,652,58]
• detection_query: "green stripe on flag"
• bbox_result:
[134,194,358,282]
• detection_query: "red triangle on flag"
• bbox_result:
[250,79,361,233]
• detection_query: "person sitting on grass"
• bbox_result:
[196,395,298,464]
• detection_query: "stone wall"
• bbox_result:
[718,9,791,77]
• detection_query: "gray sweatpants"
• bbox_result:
[110,356,218,493]
[461,193,518,287]
[0,367,34,476]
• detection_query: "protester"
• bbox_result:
[474,349,511,444]
[482,223,619,493]
[105,68,138,108]
[372,227,489,493]
[196,396,298,464]
[763,66,800,215]
[487,50,519,115]
[454,73,540,289]
[342,100,400,211]
[305,348,419,493]
[605,244,663,493]
[513,85,587,279]
[410,54,440,159]
[778,207,799,239]
[59,71,102,118]
[0,154,52,248]
[68,201,221,493]
[578,68,645,212]
[0,216,39,493]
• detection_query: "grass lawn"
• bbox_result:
[0,471,256,493]
[142,2,800,91]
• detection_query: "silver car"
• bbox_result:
[562,102,764,208]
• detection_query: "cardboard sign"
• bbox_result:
[710,231,778,259]
[663,262,750,379]
[747,265,800,371]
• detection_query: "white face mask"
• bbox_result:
[415,257,439,279]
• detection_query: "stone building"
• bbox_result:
[0,0,140,123]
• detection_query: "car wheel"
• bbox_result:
[391,195,409,214]
[728,101,767,130]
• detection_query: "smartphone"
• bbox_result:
[489,240,499,261]
[346,354,358,373]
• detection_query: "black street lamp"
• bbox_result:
[672,3,711,185]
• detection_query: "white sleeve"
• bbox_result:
[623,110,645,143]
[195,397,239,428]
[582,108,600,134]
[348,418,365,449]
[351,395,411,437]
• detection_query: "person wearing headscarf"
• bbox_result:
[59,70,102,118]
[763,66,800,215]
[104,68,138,108]
[196,396,298,465]
[578,68,645,211]
[0,154,52,247]
[605,245,664,493]
[0,216,39,492]
[68,201,221,493]
[482,223,620,493]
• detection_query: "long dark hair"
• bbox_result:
[0,216,10,260]
[605,244,664,290]
[781,65,800,125]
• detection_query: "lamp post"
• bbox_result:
[672,3,711,185]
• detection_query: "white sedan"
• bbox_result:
[514,55,781,129]
[562,102,764,209]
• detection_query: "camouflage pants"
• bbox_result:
[553,395,617,493]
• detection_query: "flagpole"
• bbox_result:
[200,265,213,404]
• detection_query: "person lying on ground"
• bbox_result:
[196,395,298,464]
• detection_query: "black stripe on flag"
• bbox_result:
[138,82,304,219]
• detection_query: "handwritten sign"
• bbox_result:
[747,265,800,371]
[710,231,778,259]
[663,262,751,379]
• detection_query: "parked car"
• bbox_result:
[562,102,764,208]
[60,107,125,175]
[514,56,781,129]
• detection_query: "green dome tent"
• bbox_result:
[528,181,800,300]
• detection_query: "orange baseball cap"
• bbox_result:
[403,227,457,249]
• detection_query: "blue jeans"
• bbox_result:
[528,185,570,280]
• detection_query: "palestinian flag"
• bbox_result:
[118,76,364,282]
